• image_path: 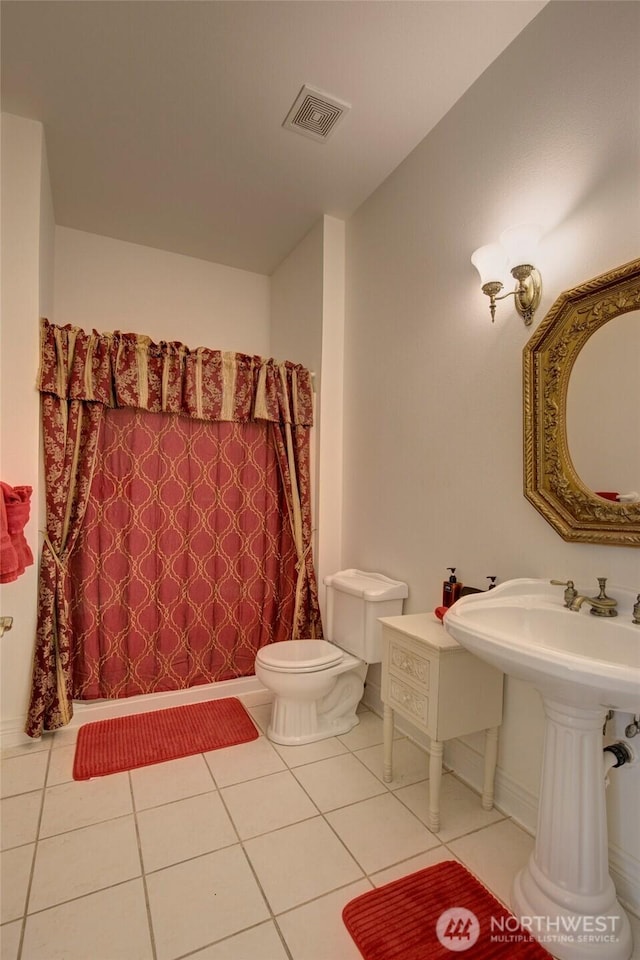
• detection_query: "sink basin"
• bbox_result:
[444,578,640,712]
[444,578,638,960]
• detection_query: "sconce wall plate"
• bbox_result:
[513,267,542,325]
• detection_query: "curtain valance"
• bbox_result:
[38,319,314,426]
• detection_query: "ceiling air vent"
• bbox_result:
[283,85,350,142]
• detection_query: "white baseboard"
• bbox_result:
[363,677,639,914]
[5,672,638,916]
[1,676,270,751]
[609,842,640,917]
[442,735,538,834]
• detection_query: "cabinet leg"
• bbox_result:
[482,726,499,811]
[383,704,394,783]
[428,739,443,832]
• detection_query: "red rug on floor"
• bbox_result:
[72,697,259,780]
[342,860,554,960]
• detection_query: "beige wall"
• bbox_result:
[270,219,324,373]
[0,115,52,739]
[343,1,639,907]
[1,0,638,908]
[270,216,346,619]
[54,227,270,354]
[0,172,271,745]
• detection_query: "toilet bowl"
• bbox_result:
[255,570,408,745]
[255,639,367,744]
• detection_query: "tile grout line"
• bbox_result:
[210,722,453,937]
[314,732,447,895]
[263,721,524,921]
[229,722,512,885]
[129,769,159,960]
[15,741,52,960]
[199,747,297,960]
[2,711,547,960]
[262,720,444,916]
[212,720,445,952]
[12,875,158,922]
[168,918,291,960]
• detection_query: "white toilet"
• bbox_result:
[255,569,408,745]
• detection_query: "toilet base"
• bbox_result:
[267,697,361,745]
[259,659,368,747]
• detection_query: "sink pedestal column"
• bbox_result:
[512,698,632,960]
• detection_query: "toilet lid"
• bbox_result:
[257,639,343,672]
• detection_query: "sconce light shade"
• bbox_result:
[471,243,508,286]
[472,224,543,326]
[499,223,542,269]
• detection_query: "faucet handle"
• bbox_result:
[550,579,578,607]
[595,578,615,603]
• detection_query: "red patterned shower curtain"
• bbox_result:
[26,320,322,738]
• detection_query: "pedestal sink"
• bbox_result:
[444,579,639,960]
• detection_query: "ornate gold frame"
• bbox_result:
[523,257,640,546]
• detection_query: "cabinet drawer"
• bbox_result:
[388,676,429,728]
[389,640,431,689]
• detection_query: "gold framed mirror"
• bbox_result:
[523,257,640,546]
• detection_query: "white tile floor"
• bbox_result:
[1,703,639,960]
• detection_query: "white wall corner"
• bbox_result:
[1,113,49,732]
[39,129,56,318]
[316,215,346,606]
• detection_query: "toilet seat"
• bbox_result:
[256,639,344,673]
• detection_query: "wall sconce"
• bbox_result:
[471,224,543,325]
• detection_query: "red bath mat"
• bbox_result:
[73,697,259,780]
[342,860,554,959]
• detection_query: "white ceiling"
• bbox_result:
[1,1,546,275]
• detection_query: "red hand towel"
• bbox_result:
[0,482,34,583]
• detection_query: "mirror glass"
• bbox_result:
[567,310,640,499]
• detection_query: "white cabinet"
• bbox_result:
[379,612,504,832]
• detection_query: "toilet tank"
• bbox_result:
[324,570,408,663]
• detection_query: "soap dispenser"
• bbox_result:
[442,568,463,607]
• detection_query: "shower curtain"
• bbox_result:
[26,320,322,738]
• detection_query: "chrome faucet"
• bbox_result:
[569,577,618,618]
